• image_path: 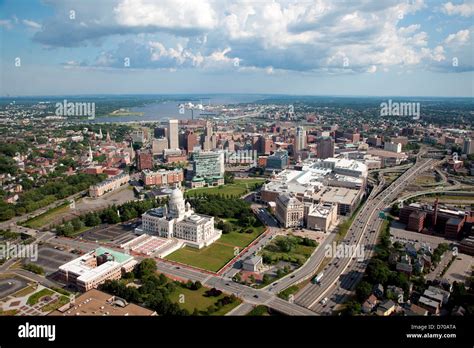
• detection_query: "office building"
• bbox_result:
[168,119,179,150]
[142,169,184,186]
[295,126,306,152]
[190,151,225,187]
[89,173,129,198]
[275,193,305,228]
[266,150,289,170]
[306,203,338,232]
[384,142,402,153]
[136,150,153,171]
[463,138,474,155]
[317,136,335,159]
[58,247,137,292]
[152,138,169,155]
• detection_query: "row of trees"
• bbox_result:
[0,173,106,221]
[56,198,164,236]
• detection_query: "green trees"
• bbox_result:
[355,281,372,301]
[134,258,157,279]
[366,259,391,285]
[224,171,235,184]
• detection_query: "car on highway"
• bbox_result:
[320,297,328,305]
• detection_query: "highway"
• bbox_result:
[294,156,437,312]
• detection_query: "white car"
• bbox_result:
[320,297,328,305]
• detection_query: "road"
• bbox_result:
[294,156,437,313]
[154,258,316,315]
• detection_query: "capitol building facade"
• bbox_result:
[138,187,221,249]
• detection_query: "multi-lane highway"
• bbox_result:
[294,156,436,312]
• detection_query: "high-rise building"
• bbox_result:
[185,130,199,153]
[152,138,168,155]
[137,149,153,171]
[256,136,275,155]
[201,121,214,151]
[463,138,474,155]
[316,136,335,159]
[266,150,289,170]
[168,119,179,150]
[295,126,306,152]
[190,151,225,187]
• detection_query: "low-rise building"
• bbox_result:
[242,256,263,272]
[275,193,305,228]
[49,289,156,316]
[306,203,337,232]
[88,173,129,198]
[58,247,137,292]
[142,168,183,186]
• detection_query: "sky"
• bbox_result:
[0,0,473,97]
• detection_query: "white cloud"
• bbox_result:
[441,1,474,17]
[444,29,471,45]
[114,0,218,31]
[22,19,42,30]
[0,19,13,29]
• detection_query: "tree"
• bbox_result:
[356,281,372,301]
[367,259,391,285]
[224,172,235,184]
[135,259,157,279]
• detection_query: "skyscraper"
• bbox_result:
[168,119,179,149]
[316,136,335,159]
[295,126,306,152]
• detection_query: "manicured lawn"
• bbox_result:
[22,203,70,229]
[185,178,265,198]
[169,286,241,315]
[41,295,69,312]
[27,289,54,305]
[219,224,266,248]
[166,221,265,272]
[166,242,236,272]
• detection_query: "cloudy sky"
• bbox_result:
[0,0,473,97]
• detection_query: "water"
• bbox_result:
[92,94,265,123]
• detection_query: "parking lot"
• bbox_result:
[389,221,448,249]
[444,253,473,285]
[26,246,76,275]
[79,223,137,246]
[0,276,28,299]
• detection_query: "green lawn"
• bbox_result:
[185,178,265,198]
[219,224,266,248]
[169,286,241,315]
[21,203,71,229]
[27,289,54,305]
[166,242,236,272]
[166,221,266,272]
[41,295,69,312]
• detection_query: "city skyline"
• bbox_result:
[1,0,473,97]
